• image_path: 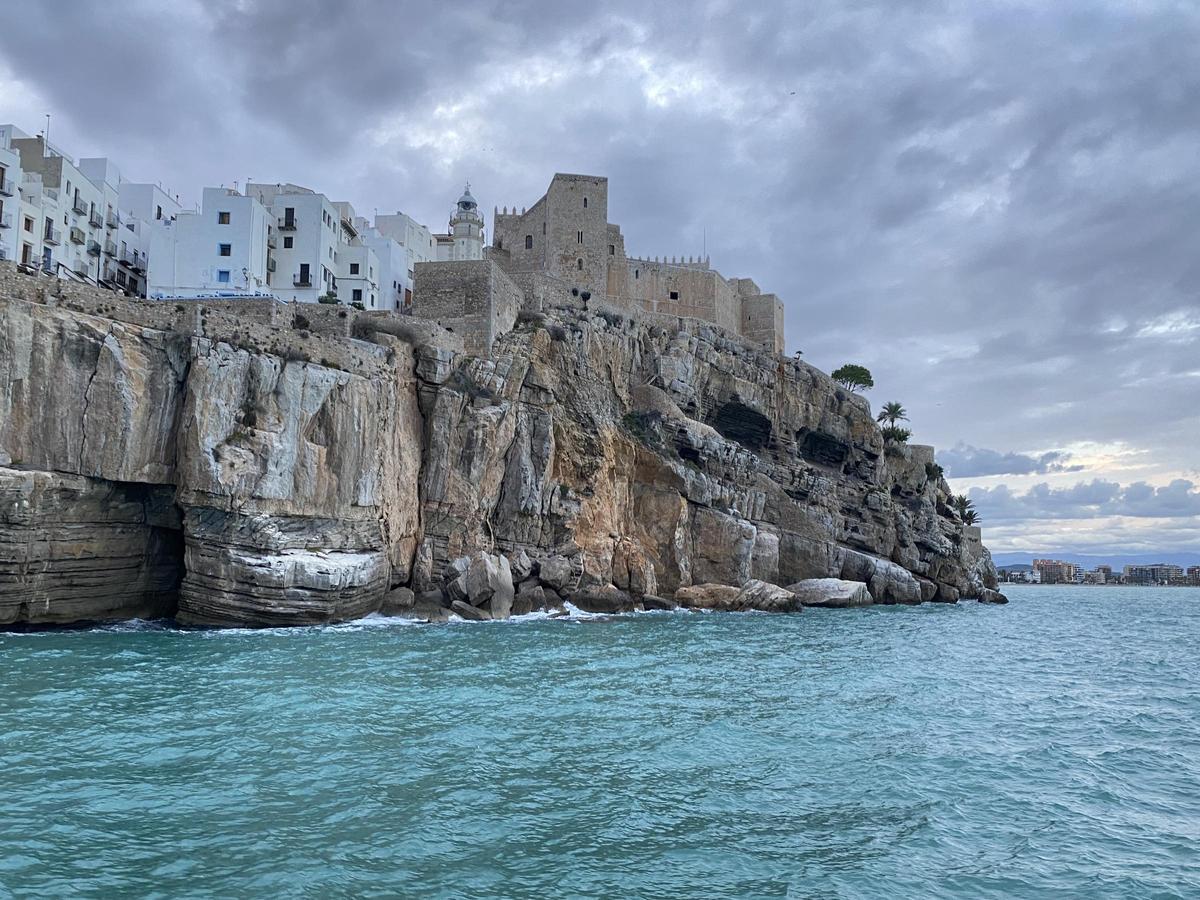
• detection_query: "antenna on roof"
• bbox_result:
[43,113,50,158]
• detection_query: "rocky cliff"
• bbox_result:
[0,266,1000,627]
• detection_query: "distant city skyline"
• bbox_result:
[1,0,1197,555]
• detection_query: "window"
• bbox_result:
[634,269,639,279]
[283,236,293,249]
[542,222,546,235]
[218,211,231,224]
[609,244,615,255]
[525,235,533,249]
[156,205,162,220]
[350,262,359,274]
[217,270,230,283]
[577,258,583,270]
[23,217,32,232]
[577,231,583,244]
[669,290,679,300]
[352,288,363,302]
[218,243,231,256]
[583,197,588,208]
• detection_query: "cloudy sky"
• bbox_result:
[1,0,1197,558]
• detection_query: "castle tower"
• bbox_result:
[448,183,484,260]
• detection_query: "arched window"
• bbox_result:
[577,258,583,270]
[583,197,588,208]
[525,235,533,249]
[634,269,639,279]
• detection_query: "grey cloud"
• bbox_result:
[970,479,1200,524]
[937,443,1083,478]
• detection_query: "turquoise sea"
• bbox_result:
[2,585,1198,898]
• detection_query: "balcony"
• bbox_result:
[89,209,103,228]
[278,217,298,231]
[119,250,144,272]
[87,240,102,256]
[267,232,277,249]
[106,210,119,229]
[266,256,277,272]
[74,262,90,278]
[293,272,312,287]
[0,177,12,197]
[69,226,86,244]
[104,240,117,257]
[44,226,61,245]
[0,211,12,229]
[72,195,88,215]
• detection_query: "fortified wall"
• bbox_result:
[490,174,786,354]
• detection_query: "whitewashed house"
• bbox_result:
[147,187,273,299]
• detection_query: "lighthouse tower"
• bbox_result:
[447,183,484,260]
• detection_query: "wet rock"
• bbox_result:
[935,583,960,603]
[570,584,637,613]
[451,599,492,621]
[786,578,873,608]
[734,579,801,613]
[464,552,514,619]
[674,583,742,610]
[379,586,415,616]
[639,594,677,611]
[979,588,1009,604]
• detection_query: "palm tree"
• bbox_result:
[952,494,974,519]
[877,401,908,427]
[963,509,980,526]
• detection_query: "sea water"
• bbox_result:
[2,586,1198,898]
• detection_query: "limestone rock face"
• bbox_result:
[0,270,1002,627]
[786,578,874,608]
[0,467,181,625]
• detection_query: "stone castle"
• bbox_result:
[412,174,786,356]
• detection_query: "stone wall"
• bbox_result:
[411,259,521,356]
[740,292,785,355]
[487,174,787,354]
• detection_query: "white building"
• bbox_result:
[147,187,273,299]
[372,210,435,307]
[0,126,23,264]
[0,124,173,297]
[246,183,378,306]
[433,184,484,261]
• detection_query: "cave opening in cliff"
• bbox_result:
[711,401,773,451]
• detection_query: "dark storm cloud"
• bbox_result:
[938,443,1083,478]
[1,0,1197,552]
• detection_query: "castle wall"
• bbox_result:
[622,259,740,334]
[490,172,788,354]
[740,292,785,355]
[411,259,520,356]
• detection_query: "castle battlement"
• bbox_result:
[488,173,784,354]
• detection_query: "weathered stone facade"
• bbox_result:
[492,173,786,354]
[410,259,521,357]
